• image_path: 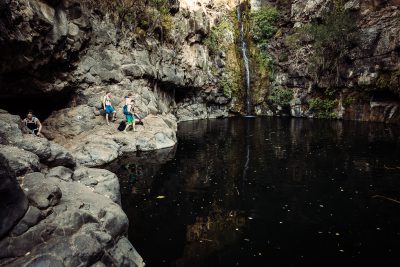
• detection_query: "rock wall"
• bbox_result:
[0,1,238,265]
[0,0,236,122]
[0,0,243,168]
[0,0,399,265]
[249,0,400,123]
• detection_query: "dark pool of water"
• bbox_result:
[106,117,400,267]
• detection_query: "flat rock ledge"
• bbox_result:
[69,115,177,167]
[44,109,178,167]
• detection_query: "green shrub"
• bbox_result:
[254,49,274,74]
[205,19,233,55]
[249,5,278,80]
[306,1,359,82]
[343,96,356,107]
[251,6,279,49]
[268,87,293,107]
[220,70,240,98]
[308,97,338,119]
[376,69,400,97]
[82,0,173,41]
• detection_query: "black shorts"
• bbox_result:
[30,129,39,135]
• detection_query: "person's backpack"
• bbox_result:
[135,120,144,126]
[117,120,126,131]
[123,105,129,115]
[134,114,144,126]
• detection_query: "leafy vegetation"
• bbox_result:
[247,5,279,106]
[306,0,359,83]
[342,95,356,107]
[376,70,400,97]
[205,19,234,55]
[82,0,173,41]
[221,71,240,98]
[251,6,279,49]
[204,16,242,101]
[250,6,278,72]
[268,87,293,107]
[308,97,338,119]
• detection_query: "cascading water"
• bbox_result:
[237,0,252,115]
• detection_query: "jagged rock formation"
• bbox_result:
[0,111,143,267]
[250,0,400,123]
[0,0,242,168]
[0,1,238,265]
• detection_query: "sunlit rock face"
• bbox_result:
[257,0,400,123]
[0,0,239,168]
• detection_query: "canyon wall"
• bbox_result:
[247,0,400,123]
[0,0,399,265]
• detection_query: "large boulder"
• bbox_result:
[73,167,121,205]
[45,142,76,168]
[102,237,144,267]
[0,172,29,239]
[0,172,143,267]
[0,145,40,176]
[23,173,62,210]
[13,135,52,161]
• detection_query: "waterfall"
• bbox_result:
[237,0,252,115]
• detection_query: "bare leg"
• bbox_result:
[124,123,132,133]
[106,114,109,125]
[112,111,117,121]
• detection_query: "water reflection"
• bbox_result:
[106,117,400,266]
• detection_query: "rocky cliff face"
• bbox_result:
[0,0,399,265]
[249,0,400,123]
[0,1,238,265]
[0,0,242,167]
[0,0,236,120]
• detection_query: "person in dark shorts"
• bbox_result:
[102,91,117,125]
[23,110,42,136]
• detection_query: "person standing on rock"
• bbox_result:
[123,99,136,133]
[103,91,117,125]
[23,110,42,136]
[125,93,133,105]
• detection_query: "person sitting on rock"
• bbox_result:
[123,99,135,133]
[103,91,117,125]
[23,110,42,137]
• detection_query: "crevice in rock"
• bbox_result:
[371,90,400,102]
[0,90,76,121]
[171,85,198,104]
